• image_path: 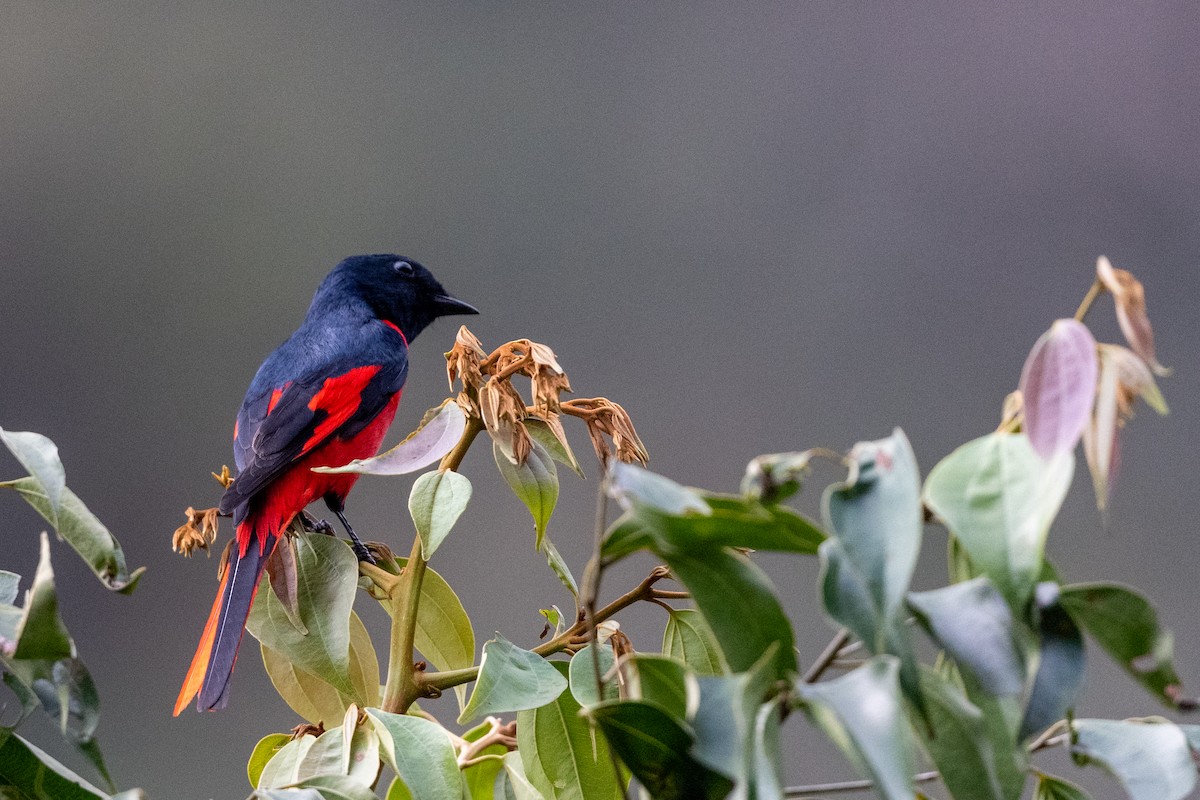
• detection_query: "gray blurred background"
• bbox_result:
[2,3,1198,798]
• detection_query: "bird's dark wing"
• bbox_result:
[219,355,406,515]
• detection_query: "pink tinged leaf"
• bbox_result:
[1095,256,1170,376]
[1019,319,1099,459]
[1084,346,1122,512]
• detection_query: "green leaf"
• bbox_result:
[1059,582,1185,707]
[458,634,567,725]
[1034,773,1092,800]
[0,571,20,606]
[908,577,1025,696]
[798,656,916,800]
[525,417,583,478]
[625,654,697,721]
[568,643,618,708]
[659,547,796,680]
[494,439,558,549]
[0,479,143,594]
[256,734,318,789]
[818,539,925,716]
[501,751,546,800]
[248,532,359,696]
[13,533,72,660]
[1020,583,1085,741]
[248,734,292,789]
[1071,718,1196,800]
[662,608,727,676]
[366,709,463,800]
[822,429,922,622]
[589,700,733,800]
[517,662,623,800]
[923,432,1073,608]
[409,469,472,560]
[752,698,785,800]
[539,537,578,604]
[285,774,380,800]
[0,728,115,800]
[608,462,709,516]
[387,559,475,711]
[690,648,779,792]
[917,666,1008,800]
[608,493,825,560]
[0,429,66,521]
[741,449,816,504]
[261,610,379,725]
[312,399,466,475]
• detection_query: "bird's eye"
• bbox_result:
[393,260,415,277]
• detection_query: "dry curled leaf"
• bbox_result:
[211,465,234,488]
[446,326,487,393]
[172,506,221,557]
[1096,256,1169,376]
[563,397,648,467]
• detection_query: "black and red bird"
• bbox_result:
[175,254,476,715]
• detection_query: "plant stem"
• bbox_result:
[1073,278,1105,322]
[783,770,939,797]
[421,565,671,693]
[800,628,851,684]
[380,415,484,713]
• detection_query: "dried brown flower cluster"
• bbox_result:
[445,326,648,468]
[172,506,221,557]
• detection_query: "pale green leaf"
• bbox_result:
[366,709,463,800]
[13,533,72,660]
[567,643,617,708]
[662,608,727,676]
[0,428,65,521]
[261,610,380,725]
[798,656,915,800]
[525,417,583,478]
[517,662,623,800]
[539,537,577,604]
[0,479,143,593]
[409,469,472,560]
[494,440,558,549]
[924,432,1073,608]
[257,734,318,789]
[248,734,292,789]
[458,634,567,725]
[248,532,359,696]
[1071,718,1195,800]
[917,666,1007,800]
[908,577,1025,696]
[0,571,20,606]
[313,400,466,475]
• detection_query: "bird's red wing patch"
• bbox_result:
[174,565,229,716]
[301,365,382,451]
[267,384,289,415]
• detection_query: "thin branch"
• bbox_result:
[421,565,673,693]
[783,770,940,797]
[1074,277,1105,323]
[649,589,689,600]
[801,628,851,684]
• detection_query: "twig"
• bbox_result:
[801,629,851,684]
[455,717,517,768]
[421,565,673,693]
[783,770,940,797]
[1074,278,1105,323]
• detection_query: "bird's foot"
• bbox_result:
[350,538,378,565]
[300,511,335,536]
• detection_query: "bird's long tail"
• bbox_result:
[174,523,278,715]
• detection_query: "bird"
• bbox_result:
[174,254,477,714]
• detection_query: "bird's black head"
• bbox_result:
[315,253,478,341]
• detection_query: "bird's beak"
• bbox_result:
[433,294,479,316]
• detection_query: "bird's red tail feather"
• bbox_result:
[174,521,277,714]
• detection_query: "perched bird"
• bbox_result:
[175,254,477,714]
